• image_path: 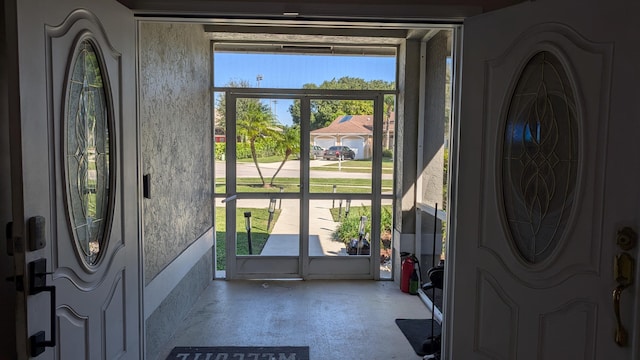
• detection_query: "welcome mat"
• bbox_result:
[395,319,441,356]
[166,346,310,360]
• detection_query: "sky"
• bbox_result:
[213,53,396,125]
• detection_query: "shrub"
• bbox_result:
[214,142,226,160]
[333,205,392,247]
[382,148,393,158]
[213,138,283,160]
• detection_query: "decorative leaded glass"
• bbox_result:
[65,39,111,266]
[502,51,578,264]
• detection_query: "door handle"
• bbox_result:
[613,285,628,346]
[222,195,237,203]
[612,252,634,347]
[28,258,56,357]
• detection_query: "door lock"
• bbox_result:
[616,227,637,251]
[28,216,46,251]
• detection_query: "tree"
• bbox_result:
[269,126,301,186]
[214,79,253,130]
[383,94,395,149]
[237,101,278,186]
[288,77,395,130]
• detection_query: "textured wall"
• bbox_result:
[421,30,449,208]
[395,39,421,233]
[419,31,449,267]
[140,22,212,284]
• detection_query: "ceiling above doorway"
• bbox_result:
[117,0,527,21]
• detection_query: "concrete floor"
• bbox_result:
[157,280,431,359]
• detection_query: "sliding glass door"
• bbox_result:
[214,89,394,279]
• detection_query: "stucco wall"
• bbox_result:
[140,22,212,284]
[421,30,448,208]
[419,31,449,269]
[395,39,421,234]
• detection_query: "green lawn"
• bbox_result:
[215,207,280,270]
[235,156,285,164]
[311,159,394,174]
[215,177,393,193]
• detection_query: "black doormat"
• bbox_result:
[395,319,441,356]
[166,346,309,360]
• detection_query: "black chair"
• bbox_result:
[421,264,444,359]
[421,265,444,291]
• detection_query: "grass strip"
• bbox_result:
[215,207,280,270]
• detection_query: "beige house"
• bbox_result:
[310,113,395,159]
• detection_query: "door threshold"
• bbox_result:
[418,288,443,324]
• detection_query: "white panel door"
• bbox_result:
[10,0,140,359]
[341,137,365,160]
[314,138,336,153]
[446,0,640,358]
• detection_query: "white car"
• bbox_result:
[294,145,325,160]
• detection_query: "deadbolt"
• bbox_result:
[616,227,637,251]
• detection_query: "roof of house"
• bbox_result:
[310,113,395,136]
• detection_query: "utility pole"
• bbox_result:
[256,74,263,88]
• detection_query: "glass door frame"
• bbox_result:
[216,87,394,280]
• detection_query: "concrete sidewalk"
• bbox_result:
[260,198,346,256]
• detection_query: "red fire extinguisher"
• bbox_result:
[400,253,419,293]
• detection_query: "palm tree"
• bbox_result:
[269,126,301,186]
[384,95,395,150]
[237,101,278,186]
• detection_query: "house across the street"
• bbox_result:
[310,113,395,159]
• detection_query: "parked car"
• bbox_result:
[294,145,325,160]
[323,145,355,160]
[310,145,324,159]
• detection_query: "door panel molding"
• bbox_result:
[57,305,89,359]
[477,22,614,288]
[102,271,125,359]
[474,269,518,360]
[538,300,597,360]
[45,7,127,283]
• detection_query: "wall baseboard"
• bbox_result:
[144,228,213,320]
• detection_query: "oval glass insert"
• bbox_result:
[502,51,579,264]
[65,39,111,266]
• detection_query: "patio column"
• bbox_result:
[418,31,451,271]
[394,30,451,283]
[393,38,421,281]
